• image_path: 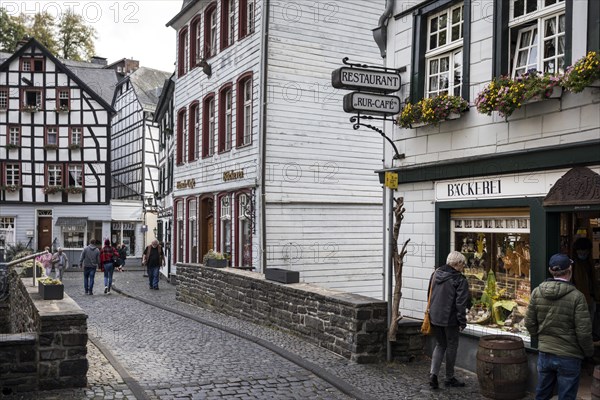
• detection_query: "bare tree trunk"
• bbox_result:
[388,197,410,342]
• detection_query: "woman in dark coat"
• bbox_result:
[428,251,470,389]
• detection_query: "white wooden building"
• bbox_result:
[0,38,117,264]
[377,0,600,374]
[167,0,387,297]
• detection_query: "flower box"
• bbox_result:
[265,268,300,284]
[44,144,58,150]
[64,187,85,194]
[5,143,20,150]
[410,112,462,128]
[1,185,21,192]
[398,95,468,129]
[39,282,64,300]
[22,105,40,113]
[68,143,81,150]
[206,258,228,268]
[43,186,63,195]
[55,106,70,113]
[522,86,563,104]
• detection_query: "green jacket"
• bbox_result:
[525,279,593,359]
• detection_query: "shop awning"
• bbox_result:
[543,167,600,207]
[55,217,88,227]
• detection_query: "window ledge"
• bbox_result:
[408,112,462,128]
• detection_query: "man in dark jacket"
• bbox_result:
[142,239,165,290]
[525,253,593,400]
[428,251,470,389]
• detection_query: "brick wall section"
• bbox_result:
[0,268,88,394]
[176,264,424,363]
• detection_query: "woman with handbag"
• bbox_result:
[427,251,470,389]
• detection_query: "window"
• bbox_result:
[221,0,235,49]
[494,0,569,77]
[239,0,255,38]
[189,102,200,161]
[46,127,58,146]
[176,108,187,165]
[237,192,252,267]
[202,94,216,158]
[219,86,233,153]
[0,88,8,109]
[220,195,232,256]
[57,88,70,110]
[176,200,185,263]
[68,164,83,187]
[188,198,198,263]
[451,209,531,336]
[8,126,20,146]
[0,217,15,254]
[510,0,566,77]
[47,164,63,187]
[20,57,44,72]
[5,163,20,186]
[178,27,189,77]
[411,0,470,102]
[236,74,253,147]
[22,89,42,108]
[70,127,83,147]
[425,4,464,97]
[190,16,202,66]
[205,4,218,58]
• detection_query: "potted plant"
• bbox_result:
[397,94,469,128]
[202,249,228,268]
[43,186,63,195]
[44,144,58,150]
[5,143,20,150]
[64,186,85,194]
[55,104,70,113]
[37,277,64,300]
[1,184,21,192]
[561,51,600,93]
[68,143,81,150]
[22,104,40,113]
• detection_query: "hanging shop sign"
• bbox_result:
[331,67,401,93]
[385,172,398,189]
[343,92,401,116]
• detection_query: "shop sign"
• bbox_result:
[435,170,570,201]
[343,92,401,116]
[385,172,398,189]
[331,67,401,93]
[112,222,134,230]
[176,179,196,189]
[223,170,244,182]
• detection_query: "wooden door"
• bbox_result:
[38,217,52,250]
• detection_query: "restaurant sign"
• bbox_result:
[331,67,401,93]
[343,92,401,116]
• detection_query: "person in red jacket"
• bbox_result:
[100,239,119,294]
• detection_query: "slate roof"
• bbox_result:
[128,67,172,111]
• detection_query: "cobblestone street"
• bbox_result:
[6,269,542,399]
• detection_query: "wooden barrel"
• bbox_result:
[476,335,528,400]
[592,365,600,400]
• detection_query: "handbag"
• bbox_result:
[421,271,436,335]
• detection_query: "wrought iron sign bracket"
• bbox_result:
[341,57,404,75]
[350,114,404,160]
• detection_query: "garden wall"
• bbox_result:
[176,264,424,363]
[0,268,88,395]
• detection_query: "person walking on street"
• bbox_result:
[142,239,165,290]
[39,246,53,277]
[525,253,593,400]
[118,243,127,272]
[100,239,119,294]
[428,251,470,389]
[79,239,100,295]
[51,247,69,281]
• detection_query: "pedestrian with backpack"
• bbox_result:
[100,239,120,294]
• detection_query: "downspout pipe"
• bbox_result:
[259,0,270,273]
[373,0,394,59]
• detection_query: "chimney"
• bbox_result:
[90,56,108,66]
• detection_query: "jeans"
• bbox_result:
[535,352,582,400]
[103,262,114,289]
[55,266,64,281]
[148,265,160,288]
[430,324,460,379]
[83,267,96,293]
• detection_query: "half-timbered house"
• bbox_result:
[0,38,117,263]
[167,0,386,298]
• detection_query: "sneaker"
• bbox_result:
[85,290,89,295]
[104,286,108,294]
[429,374,439,389]
[89,291,93,296]
[444,377,465,387]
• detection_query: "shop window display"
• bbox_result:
[451,210,530,336]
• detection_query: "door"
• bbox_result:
[38,216,52,250]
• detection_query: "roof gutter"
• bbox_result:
[372,0,394,58]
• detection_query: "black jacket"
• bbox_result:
[428,264,470,328]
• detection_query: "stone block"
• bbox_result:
[304,316,323,330]
[356,309,371,320]
[17,348,36,363]
[39,349,66,361]
[59,359,88,377]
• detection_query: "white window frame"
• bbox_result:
[194,104,200,159]
[8,127,19,145]
[68,165,83,188]
[47,127,58,145]
[228,0,235,46]
[220,195,232,256]
[188,199,197,263]
[0,89,8,109]
[48,164,62,187]
[208,98,215,156]
[71,127,82,146]
[425,3,464,98]
[509,0,565,77]
[225,90,232,151]
[6,163,19,186]
[247,0,255,34]
[243,79,252,145]
[58,89,69,108]
[209,10,218,57]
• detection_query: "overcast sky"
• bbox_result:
[3,1,182,72]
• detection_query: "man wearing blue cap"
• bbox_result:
[525,253,593,400]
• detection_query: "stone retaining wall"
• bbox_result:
[176,264,425,363]
[0,268,88,395]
